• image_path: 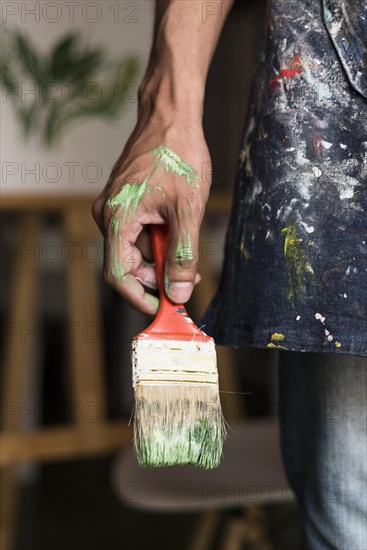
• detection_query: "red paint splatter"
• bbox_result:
[269,52,304,90]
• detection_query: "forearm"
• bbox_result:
[140,0,235,121]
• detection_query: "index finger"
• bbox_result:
[104,213,159,315]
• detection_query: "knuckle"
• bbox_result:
[171,257,197,272]
[176,196,205,226]
[178,193,203,213]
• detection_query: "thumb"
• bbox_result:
[165,214,200,304]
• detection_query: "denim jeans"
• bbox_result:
[278,351,367,549]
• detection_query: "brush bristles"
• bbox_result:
[132,338,226,468]
[134,384,226,469]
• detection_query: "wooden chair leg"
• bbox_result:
[1,215,41,550]
[188,510,222,550]
[219,506,273,550]
[65,207,109,447]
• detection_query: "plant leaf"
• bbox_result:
[14,31,45,83]
[51,34,79,79]
[51,34,105,82]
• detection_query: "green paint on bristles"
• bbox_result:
[134,386,226,469]
[136,421,223,469]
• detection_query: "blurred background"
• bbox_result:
[1,1,301,549]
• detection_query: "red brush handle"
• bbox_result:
[141,224,210,342]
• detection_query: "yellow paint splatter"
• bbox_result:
[266,342,287,349]
[335,341,342,348]
[271,332,285,341]
[282,222,315,307]
[266,332,287,349]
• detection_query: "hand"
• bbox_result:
[92,116,211,316]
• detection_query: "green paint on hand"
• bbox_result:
[282,222,315,306]
[106,146,200,281]
[107,177,149,222]
[108,213,127,279]
[112,214,119,237]
[151,145,201,188]
[111,259,126,279]
[107,146,200,227]
[175,230,194,262]
[144,293,159,310]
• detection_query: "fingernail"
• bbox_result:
[168,282,193,303]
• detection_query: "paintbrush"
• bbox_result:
[132,224,225,468]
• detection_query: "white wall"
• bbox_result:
[1,0,154,196]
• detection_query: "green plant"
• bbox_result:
[0,28,139,147]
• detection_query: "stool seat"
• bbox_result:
[112,420,295,511]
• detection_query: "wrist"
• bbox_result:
[138,65,205,124]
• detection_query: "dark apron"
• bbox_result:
[202,0,367,356]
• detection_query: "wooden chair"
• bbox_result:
[112,420,294,549]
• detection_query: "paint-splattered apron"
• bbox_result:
[202,0,367,356]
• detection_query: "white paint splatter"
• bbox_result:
[296,148,311,166]
[315,313,326,324]
[265,230,273,242]
[276,198,298,220]
[296,315,301,321]
[340,143,347,150]
[312,167,322,177]
[314,116,328,129]
[340,188,354,199]
[321,140,333,149]
[330,19,342,34]
[346,266,351,275]
[248,177,263,203]
[301,222,315,233]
